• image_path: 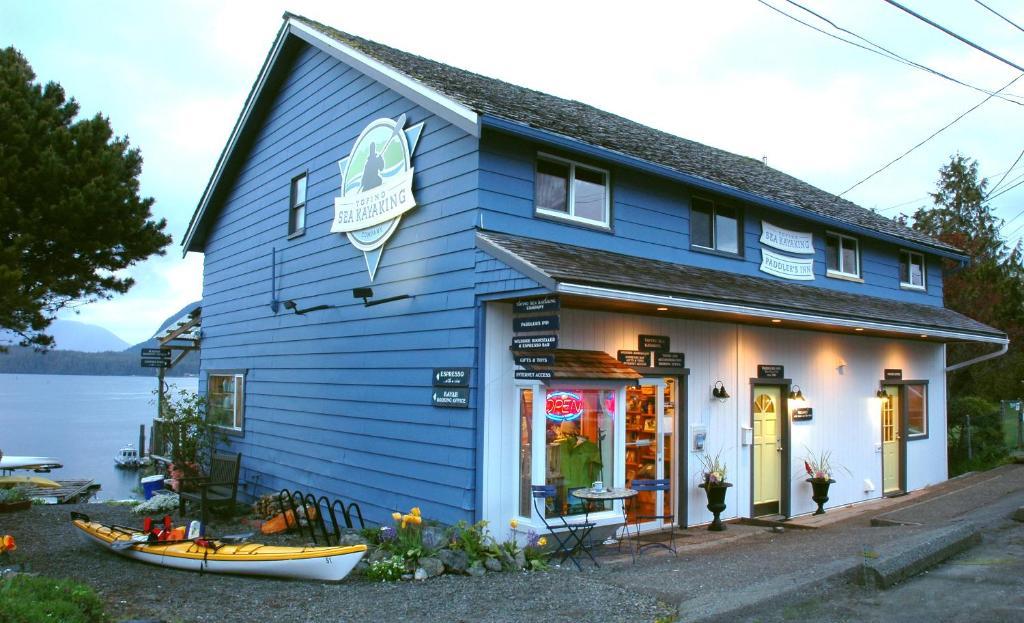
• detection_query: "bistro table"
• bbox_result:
[571,487,638,546]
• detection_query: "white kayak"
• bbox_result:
[0,455,63,471]
[71,513,367,582]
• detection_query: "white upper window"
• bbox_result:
[289,174,307,236]
[825,232,860,278]
[900,250,926,289]
[535,154,610,228]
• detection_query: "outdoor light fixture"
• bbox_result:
[712,380,730,402]
[875,386,888,399]
[788,385,805,401]
[353,287,412,307]
[282,300,333,315]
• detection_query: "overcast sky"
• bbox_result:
[3,0,1023,343]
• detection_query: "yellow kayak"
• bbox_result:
[0,475,61,488]
[71,513,366,581]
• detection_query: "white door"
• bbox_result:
[753,386,781,515]
[882,387,901,494]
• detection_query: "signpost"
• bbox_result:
[513,315,559,333]
[431,388,469,408]
[618,350,652,367]
[511,335,558,350]
[757,364,785,379]
[638,335,670,352]
[654,352,685,368]
[433,368,470,387]
[513,297,560,314]
[884,369,903,381]
[140,348,171,369]
[514,370,553,380]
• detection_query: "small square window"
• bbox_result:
[825,233,859,278]
[534,155,609,227]
[690,196,741,255]
[207,373,244,431]
[289,174,307,235]
[900,250,925,289]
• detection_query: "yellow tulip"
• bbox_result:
[0,535,14,553]
[391,511,402,522]
[411,515,422,525]
[509,519,518,530]
[537,537,547,547]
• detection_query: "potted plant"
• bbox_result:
[802,449,849,515]
[0,486,32,513]
[697,451,732,531]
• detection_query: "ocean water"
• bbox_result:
[0,373,198,500]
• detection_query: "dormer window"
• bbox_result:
[534,154,609,228]
[900,250,926,289]
[825,232,860,279]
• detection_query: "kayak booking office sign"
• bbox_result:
[331,114,425,280]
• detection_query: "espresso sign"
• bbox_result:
[511,335,558,350]
[515,354,555,366]
[638,334,670,352]
[758,364,785,379]
[513,315,559,333]
[514,370,553,380]
[433,368,470,387]
[432,388,469,408]
[513,297,560,314]
[654,352,685,368]
[884,368,903,380]
[618,350,652,367]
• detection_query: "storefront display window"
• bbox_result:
[542,388,615,518]
[906,383,927,437]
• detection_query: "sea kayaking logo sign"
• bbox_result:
[331,114,424,280]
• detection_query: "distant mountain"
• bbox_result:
[48,320,130,352]
[0,301,201,376]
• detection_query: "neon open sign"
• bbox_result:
[546,391,584,422]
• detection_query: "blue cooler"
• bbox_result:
[141,474,165,499]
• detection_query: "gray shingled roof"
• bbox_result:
[477,230,1003,340]
[289,13,960,256]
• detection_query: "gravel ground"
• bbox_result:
[2,465,1022,623]
[0,502,676,623]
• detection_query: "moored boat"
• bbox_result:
[114,444,144,469]
[70,513,366,581]
[0,455,63,472]
[0,475,61,489]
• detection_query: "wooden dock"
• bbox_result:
[19,479,99,504]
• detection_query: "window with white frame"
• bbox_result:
[900,250,925,289]
[534,155,609,227]
[207,373,244,431]
[288,174,307,236]
[690,196,740,255]
[825,232,860,278]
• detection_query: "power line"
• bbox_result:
[883,0,1024,74]
[989,147,1024,196]
[838,73,1024,197]
[974,0,1024,35]
[776,0,1024,106]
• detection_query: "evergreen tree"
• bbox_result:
[0,48,171,349]
[905,154,1024,398]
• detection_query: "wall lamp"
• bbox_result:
[282,300,333,315]
[875,385,888,399]
[712,380,730,402]
[354,287,412,307]
[788,385,805,402]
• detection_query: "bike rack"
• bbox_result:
[276,489,365,545]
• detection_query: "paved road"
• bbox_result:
[740,517,1024,623]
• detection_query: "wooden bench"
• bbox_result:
[178,451,241,526]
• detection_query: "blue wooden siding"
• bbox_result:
[200,42,481,525]
[479,131,945,305]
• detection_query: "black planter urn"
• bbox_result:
[699,482,733,531]
[807,478,835,515]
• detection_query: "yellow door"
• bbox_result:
[753,387,781,510]
[882,388,901,494]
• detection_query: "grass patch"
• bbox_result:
[0,574,109,623]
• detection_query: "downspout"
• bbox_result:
[945,342,1009,373]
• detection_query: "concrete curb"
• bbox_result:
[857,523,981,589]
[676,523,981,621]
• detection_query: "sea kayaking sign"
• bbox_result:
[331,114,425,280]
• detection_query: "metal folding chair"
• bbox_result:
[532,484,598,570]
[630,479,676,559]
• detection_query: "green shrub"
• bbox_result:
[365,554,406,582]
[0,575,108,623]
[948,396,1009,476]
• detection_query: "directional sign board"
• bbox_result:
[140,360,167,368]
[513,297,560,314]
[433,368,470,387]
[141,348,171,360]
[515,354,555,366]
[618,350,651,367]
[511,335,558,350]
[513,315,559,333]
[432,387,469,408]
[654,352,685,368]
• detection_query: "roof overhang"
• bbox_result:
[181,14,481,256]
[476,231,1006,346]
[480,115,968,263]
[515,348,642,383]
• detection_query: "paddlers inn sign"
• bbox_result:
[331,114,425,280]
